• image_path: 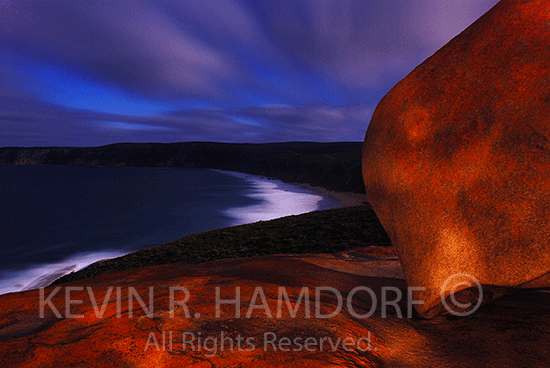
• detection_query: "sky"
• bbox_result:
[0,0,500,147]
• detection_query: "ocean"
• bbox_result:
[0,165,340,295]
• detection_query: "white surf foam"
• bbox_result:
[218,171,327,225]
[0,250,126,295]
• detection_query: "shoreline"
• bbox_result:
[295,183,369,207]
[217,171,338,224]
[0,169,350,295]
[217,169,369,209]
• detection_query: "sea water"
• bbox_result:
[0,165,339,294]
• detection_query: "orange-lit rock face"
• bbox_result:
[363,0,550,318]
[1,249,550,367]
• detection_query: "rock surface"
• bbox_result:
[1,247,550,367]
[363,0,550,317]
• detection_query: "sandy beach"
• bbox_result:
[295,183,370,207]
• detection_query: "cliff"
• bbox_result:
[0,141,365,194]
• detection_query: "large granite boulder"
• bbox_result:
[363,0,550,318]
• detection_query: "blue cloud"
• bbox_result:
[0,0,500,146]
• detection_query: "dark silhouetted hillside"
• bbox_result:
[0,142,365,193]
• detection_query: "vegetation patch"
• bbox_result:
[52,205,391,285]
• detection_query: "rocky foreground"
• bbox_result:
[0,246,549,367]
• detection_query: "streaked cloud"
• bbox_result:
[0,0,500,146]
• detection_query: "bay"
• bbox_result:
[0,165,339,294]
